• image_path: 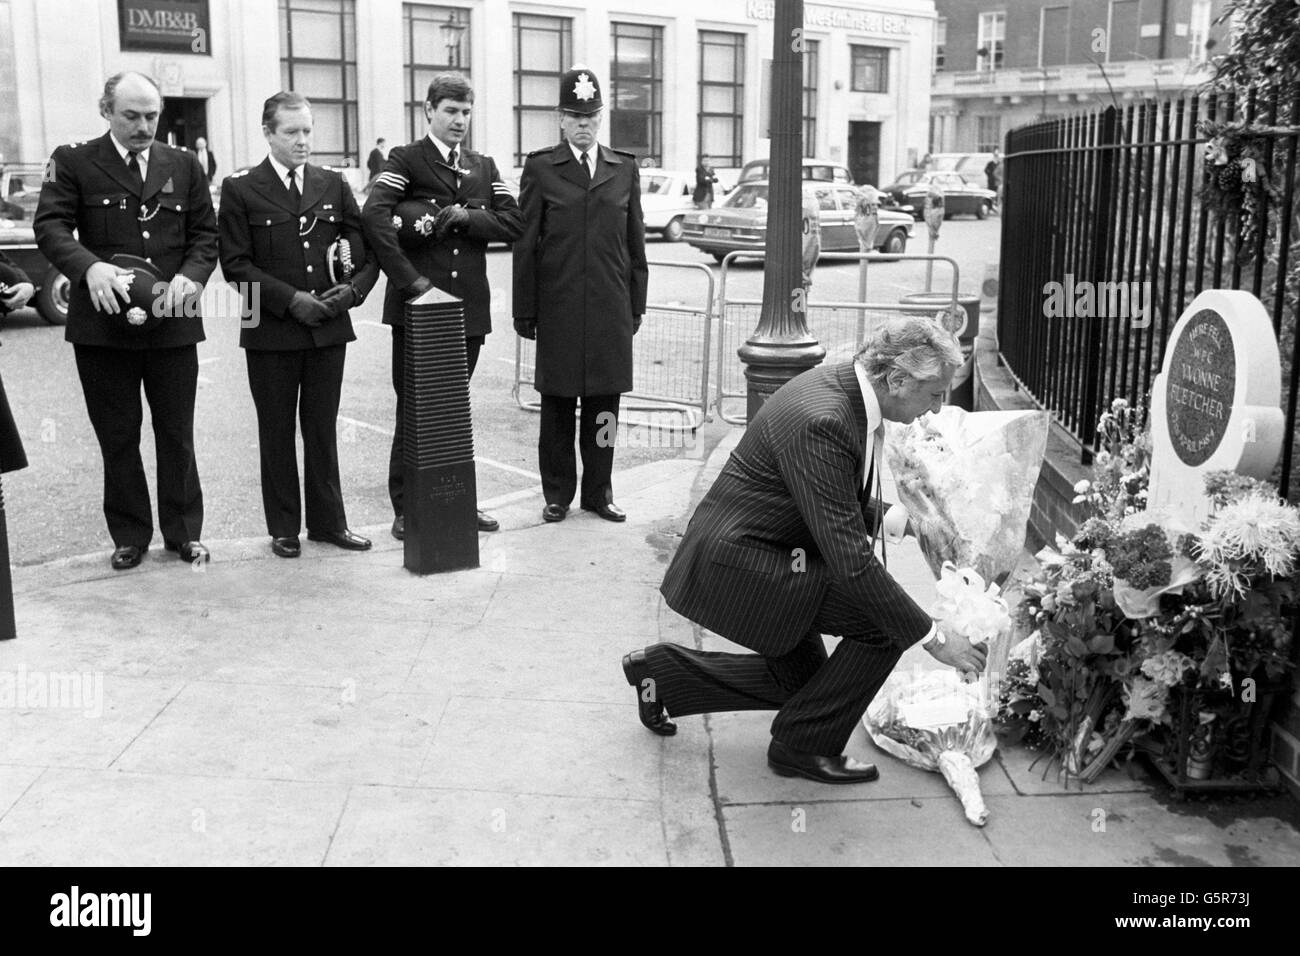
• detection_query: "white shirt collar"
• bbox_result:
[568,142,597,166]
[853,360,884,437]
[267,154,304,189]
[426,134,460,164]
[109,135,150,169]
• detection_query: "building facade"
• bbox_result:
[929,0,1232,155]
[1,0,937,187]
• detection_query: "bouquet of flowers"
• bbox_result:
[885,406,1050,583]
[862,563,1012,826]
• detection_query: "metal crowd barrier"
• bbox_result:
[714,250,962,425]
[513,260,716,432]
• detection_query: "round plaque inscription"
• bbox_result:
[1165,309,1235,467]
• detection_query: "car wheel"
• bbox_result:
[663,217,684,242]
[976,200,990,220]
[879,230,907,258]
[36,265,69,325]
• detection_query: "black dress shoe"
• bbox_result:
[391,516,404,541]
[307,528,372,551]
[767,738,879,784]
[622,651,677,736]
[110,545,146,570]
[582,501,626,522]
[542,503,568,523]
[271,536,301,558]
[477,510,499,532]
[165,540,210,563]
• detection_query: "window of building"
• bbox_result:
[977,11,1006,72]
[278,0,358,167]
[1106,0,1140,61]
[610,22,662,166]
[977,115,1002,153]
[934,18,946,72]
[403,5,471,146]
[802,39,818,157]
[514,13,572,165]
[1188,0,1213,63]
[850,46,888,92]
[1040,6,1068,67]
[698,31,744,168]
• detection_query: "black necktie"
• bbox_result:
[579,151,591,181]
[127,151,143,186]
[287,167,301,206]
[448,147,459,169]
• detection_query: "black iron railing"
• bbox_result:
[998,90,1300,500]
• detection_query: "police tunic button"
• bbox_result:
[451,270,458,278]
[103,199,110,205]
[306,265,313,273]
[453,248,459,255]
[142,230,150,239]
[265,219,272,225]
[300,216,307,224]
[145,257,153,264]
[303,241,310,248]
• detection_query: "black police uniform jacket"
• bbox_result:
[361,137,523,337]
[34,132,218,349]
[218,159,378,350]
[513,142,648,397]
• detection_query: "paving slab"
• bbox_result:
[0,769,346,866]
[325,787,669,866]
[416,695,665,801]
[112,681,449,786]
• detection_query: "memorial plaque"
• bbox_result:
[1148,290,1283,526]
[403,287,479,574]
[1164,309,1234,467]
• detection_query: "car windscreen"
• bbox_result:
[642,176,675,195]
[722,184,769,209]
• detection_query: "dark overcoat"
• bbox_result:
[361,138,522,337]
[33,132,218,349]
[218,159,378,350]
[513,142,648,397]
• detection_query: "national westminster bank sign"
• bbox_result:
[744,0,915,36]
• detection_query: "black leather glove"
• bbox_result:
[404,275,434,300]
[435,204,470,237]
[514,317,537,340]
[288,291,332,328]
[632,315,643,335]
[318,282,357,317]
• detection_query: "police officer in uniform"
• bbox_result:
[512,66,648,524]
[362,72,523,541]
[34,71,218,570]
[218,91,379,558]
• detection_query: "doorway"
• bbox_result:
[158,96,208,149]
[848,121,881,186]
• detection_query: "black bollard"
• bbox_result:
[0,475,13,640]
[402,286,479,574]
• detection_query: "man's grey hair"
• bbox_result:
[99,72,162,114]
[855,314,963,384]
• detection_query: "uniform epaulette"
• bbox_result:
[526,146,551,157]
[229,168,251,178]
[63,140,90,150]
[610,147,639,159]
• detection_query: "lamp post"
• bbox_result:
[737,0,823,420]
[440,12,466,69]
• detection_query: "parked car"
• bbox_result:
[638,168,696,241]
[879,170,997,220]
[0,163,67,325]
[736,157,854,186]
[926,152,996,188]
[681,180,913,263]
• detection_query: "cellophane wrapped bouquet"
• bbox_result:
[863,564,1012,826]
[884,406,1050,584]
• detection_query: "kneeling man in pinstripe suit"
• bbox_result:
[623,316,987,784]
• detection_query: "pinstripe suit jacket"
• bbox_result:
[661,362,932,654]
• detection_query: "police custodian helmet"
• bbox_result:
[558,65,603,114]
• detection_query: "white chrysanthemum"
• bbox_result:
[1140,649,1195,688]
[1196,493,1300,597]
[1123,676,1168,723]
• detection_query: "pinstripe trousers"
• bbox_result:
[642,577,904,757]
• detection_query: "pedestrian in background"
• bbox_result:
[194,136,217,183]
[692,155,717,209]
[362,73,522,540]
[512,65,647,525]
[34,71,217,571]
[366,137,386,182]
[985,148,1002,210]
[218,91,379,559]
